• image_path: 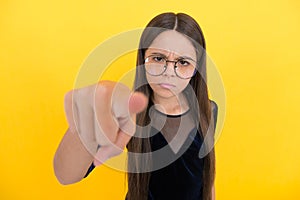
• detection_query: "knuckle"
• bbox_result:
[96,124,118,145]
[109,146,123,157]
[106,131,117,143]
[96,81,113,97]
[64,90,73,104]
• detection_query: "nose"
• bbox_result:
[163,61,176,77]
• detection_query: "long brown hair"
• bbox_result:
[127,12,215,200]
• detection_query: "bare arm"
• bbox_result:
[53,81,147,185]
[53,128,95,185]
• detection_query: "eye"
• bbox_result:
[152,56,165,63]
[178,59,191,66]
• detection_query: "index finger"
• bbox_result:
[112,89,148,137]
[94,81,147,144]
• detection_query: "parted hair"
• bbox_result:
[126,12,215,200]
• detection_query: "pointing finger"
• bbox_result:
[128,92,148,114]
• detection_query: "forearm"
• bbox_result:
[53,128,96,185]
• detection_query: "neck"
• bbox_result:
[153,93,189,115]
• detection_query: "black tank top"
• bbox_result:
[85,109,207,200]
[146,108,204,200]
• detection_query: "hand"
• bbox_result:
[64,80,147,166]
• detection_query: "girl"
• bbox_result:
[54,12,218,200]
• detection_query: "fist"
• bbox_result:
[64,81,147,166]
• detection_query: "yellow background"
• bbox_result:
[1,0,300,199]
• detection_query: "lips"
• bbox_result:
[158,83,175,89]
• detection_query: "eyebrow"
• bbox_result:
[148,52,196,63]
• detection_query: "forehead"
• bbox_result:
[147,30,196,58]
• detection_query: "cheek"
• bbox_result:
[176,79,190,92]
[145,73,158,92]
[146,73,160,85]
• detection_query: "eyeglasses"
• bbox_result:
[144,55,197,79]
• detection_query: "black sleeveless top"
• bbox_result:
[146,109,204,200]
[85,104,219,200]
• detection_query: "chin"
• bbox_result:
[155,89,178,99]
